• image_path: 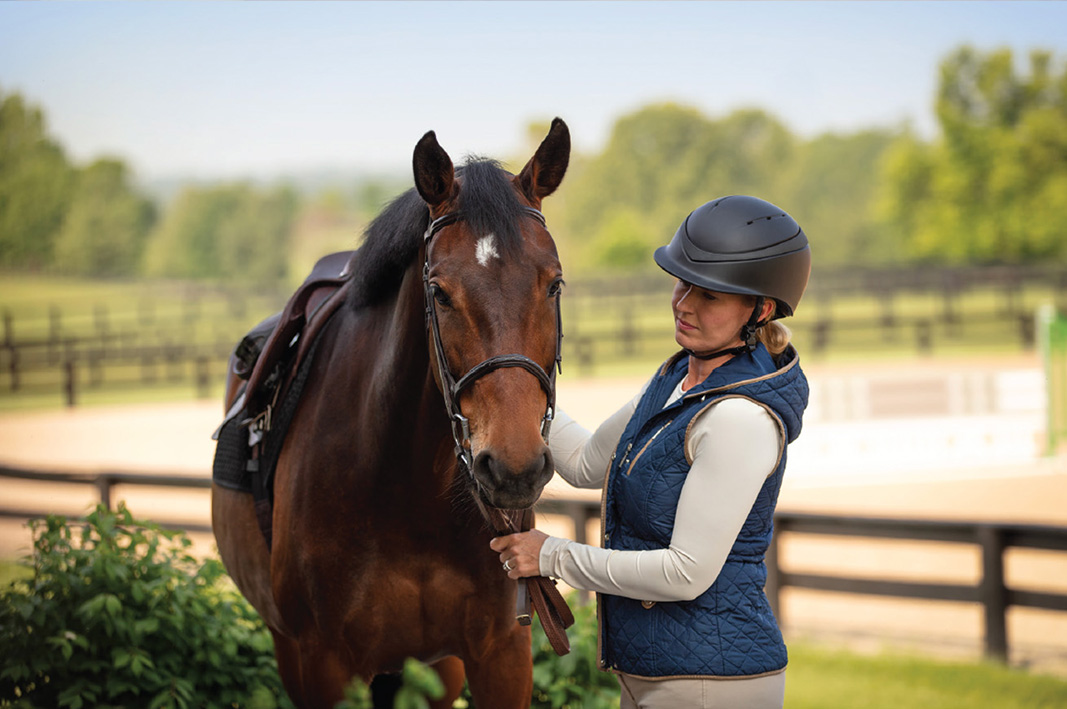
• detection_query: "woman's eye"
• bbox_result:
[432,285,452,307]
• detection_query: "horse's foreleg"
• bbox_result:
[271,630,304,706]
[430,656,466,709]
[290,639,354,709]
[463,628,533,709]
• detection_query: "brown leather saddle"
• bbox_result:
[212,252,354,546]
[242,250,354,414]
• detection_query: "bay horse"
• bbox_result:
[212,119,571,708]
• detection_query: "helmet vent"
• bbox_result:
[746,213,787,226]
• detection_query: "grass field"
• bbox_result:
[786,642,1067,708]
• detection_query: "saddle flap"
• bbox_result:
[244,251,355,412]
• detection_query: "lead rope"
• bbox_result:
[484,505,575,656]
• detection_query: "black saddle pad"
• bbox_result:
[211,334,324,498]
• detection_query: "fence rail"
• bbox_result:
[3,464,1065,663]
[4,264,1065,404]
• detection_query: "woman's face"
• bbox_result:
[671,280,756,354]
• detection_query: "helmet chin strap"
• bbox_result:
[684,297,766,362]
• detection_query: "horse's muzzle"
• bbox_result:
[471,446,554,509]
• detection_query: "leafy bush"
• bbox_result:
[0,504,293,709]
[530,595,619,709]
[335,658,445,709]
[0,504,622,709]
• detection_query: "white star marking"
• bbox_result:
[475,235,500,267]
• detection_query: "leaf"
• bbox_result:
[104,593,122,617]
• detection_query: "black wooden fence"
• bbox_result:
[3,464,1065,664]
[3,265,1065,404]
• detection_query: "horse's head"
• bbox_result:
[413,118,570,510]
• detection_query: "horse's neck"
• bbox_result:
[347,265,453,479]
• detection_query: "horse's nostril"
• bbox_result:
[541,448,554,478]
[472,448,554,489]
[472,450,502,487]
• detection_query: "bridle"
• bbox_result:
[422,205,574,655]
[422,206,563,481]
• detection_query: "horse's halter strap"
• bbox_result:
[422,206,563,477]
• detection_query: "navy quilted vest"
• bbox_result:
[600,344,808,678]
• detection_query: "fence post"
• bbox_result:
[812,319,831,355]
[7,343,19,392]
[978,525,1008,661]
[2,309,12,348]
[48,305,61,365]
[95,476,113,510]
[915,320,933,354]
[64,359,77,408]
[879,289,897,341]
[196,356,211,399]
[574,336,594,377]
[619,304,637,357]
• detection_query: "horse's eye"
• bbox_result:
[432,285,452,307]
[548,279,564,298]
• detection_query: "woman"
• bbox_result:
[491,195,811,708]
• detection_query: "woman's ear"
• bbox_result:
[760,298,777,322]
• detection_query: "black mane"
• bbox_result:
[346,158,525,309]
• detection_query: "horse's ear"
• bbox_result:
[413,130,456,211]
[515,118,570,207]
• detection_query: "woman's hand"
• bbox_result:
[489,530,549,580]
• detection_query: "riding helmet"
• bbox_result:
[653,195,811,318]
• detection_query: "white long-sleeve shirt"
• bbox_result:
[540,378,782,603]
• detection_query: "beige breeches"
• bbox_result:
[617,670,785,709]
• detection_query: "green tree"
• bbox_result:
[879,46,1067,264]
[783,130,898,266]
[0,89,75,269]
[217,185,298,286]
[145,183,297,286]
[559,103,801,273]
[52,158,156,277]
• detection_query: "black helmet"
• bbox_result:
[654,195,811,318]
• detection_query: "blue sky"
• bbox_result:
[1,1,1064,180]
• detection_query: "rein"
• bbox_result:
[423,206,574,655]
[482,504,575,656]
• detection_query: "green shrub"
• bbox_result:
[0,504,622,709]
[0,504,293,709]
[335,658,445,709]
[529,596,619,709]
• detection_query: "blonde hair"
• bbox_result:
[757,320,792,356]
[751,299,792,356]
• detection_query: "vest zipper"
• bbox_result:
[624,419,673,477]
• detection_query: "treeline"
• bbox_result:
[554,45,1067,273]
[0,91,298,287]
[2,44,1066,285]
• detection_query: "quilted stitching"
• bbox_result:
[602,345,806,677]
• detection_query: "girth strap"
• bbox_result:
[486,506,575,656]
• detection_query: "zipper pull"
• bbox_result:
[619,442,633,471]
